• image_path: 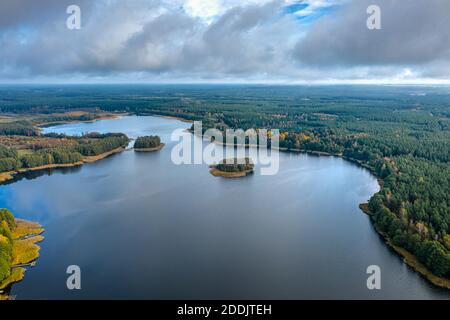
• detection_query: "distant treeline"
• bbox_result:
[134,135,161,149]
[35,113,107,127]
[0,114,108,133]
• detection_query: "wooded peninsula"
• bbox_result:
[0,115,129,183]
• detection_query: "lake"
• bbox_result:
[1,116,448,299]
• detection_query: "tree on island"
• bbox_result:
[134,135,161,149]
[214,157,254,173]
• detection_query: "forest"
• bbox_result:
[0,84,448,279]
[0,209,15,285]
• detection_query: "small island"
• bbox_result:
[209,157,254,178]
[134,135,165,152]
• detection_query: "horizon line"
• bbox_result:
[1,81,450,87]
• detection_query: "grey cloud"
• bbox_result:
[295,0,450,67]
[197,1,286,73]
[119,12,199,72]
[114,0,291,75]
[0,0,300,79]
[0,0,95,28]
[1,0,449,82]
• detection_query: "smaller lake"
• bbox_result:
[0,116,448,299]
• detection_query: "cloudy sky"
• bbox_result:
[1,0,449,84]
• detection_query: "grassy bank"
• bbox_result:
[0,218,44,299]
[0,172,13,183]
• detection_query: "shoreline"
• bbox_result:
[148,114,194,124]
[359,203,450,290]
[209,167,254,178]
[36,112,127,128]
[193,130,344,158]
[134,143,165,152]
[0,146,125,184]
[82,146,125,163]
[161,115,193,123]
